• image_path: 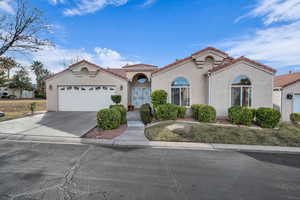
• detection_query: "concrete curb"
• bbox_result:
[1,133,300,153]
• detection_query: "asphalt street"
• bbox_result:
[0,140,300,200]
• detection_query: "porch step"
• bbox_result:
[128,121,144,127]
[127,111,141,121]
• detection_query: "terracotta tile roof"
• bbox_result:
[153,46,229,74]
[274,72,300,88]
[107,68,127,78]
[45,60,128,81]
[122,64,158,68]
[208,56,276,74]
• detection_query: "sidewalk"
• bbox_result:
[1,132,300,153]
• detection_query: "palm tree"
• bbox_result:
[0,56,17,79]
[31,61,44,90]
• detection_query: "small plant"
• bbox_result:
[29,102,37,115]
[111,95,121,104]
[197,105,216,123]
[155,103,178,121]
[290,113,300,123]
[256,107,281,128]
[97,108,121,130]
[228,106,254,126]
[140,104,152,124]
[151,90,167,108]
[177,106,187,118]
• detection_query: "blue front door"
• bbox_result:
[132,87,151,108]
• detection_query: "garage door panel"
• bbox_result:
[58,86,116,111]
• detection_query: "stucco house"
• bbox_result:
[45,47,276,118]
[273,72,300,121]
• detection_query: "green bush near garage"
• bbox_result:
[256,107,281,128]
[110,105,127,124]
[290,113,300,123]
[155,103,178,121]
[177,106,187,118]
[197,105,216,123]
[228,106,255,126]
[140,103,152,124]
[97,108,121,130]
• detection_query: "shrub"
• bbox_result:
[29,102,37,114]
[111,95,121,104]
[97,108,121,130]
[151,90,167,108]
[228,106,254,126]
[191,104,204,120]
[155,103,178,120]
[140,104,152,124]
[290,113,300,123]
[197,105,216,123]
[110,105,127,124]
[177,106,187,118]
[256,107,281,128]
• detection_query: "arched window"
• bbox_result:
[205,56,215,67]
[81,67,89,74]
[171,77,190,106]
[231,75,252,107]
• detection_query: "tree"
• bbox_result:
[0,56,17,78]
[9,66,33,97]
[31,60,51,97]
[0,0,52,56]
[0,70,7,87]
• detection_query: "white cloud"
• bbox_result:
[25,46,139,73]
[141,0,156,7]
[63,0,128,16]
[0,0,14,14]
[223,0,300,68]
[243,0,300,25]
[49,0,65,5]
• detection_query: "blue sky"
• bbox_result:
[1,0,300,75]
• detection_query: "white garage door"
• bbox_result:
[58,85,116,111]
[294,94,300,113]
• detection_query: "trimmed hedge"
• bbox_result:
[290,113,300,123]
[151,90,167,108]
[140,103,152,124]
[110,105,127,124]
[97,108,121,130]
[191,104,204,120]
[177,106,187,118]
[228,106,255,126]
[197,105,216,123]
[155,103,178,120]
[256,107,281,128]
[111,95,121,104]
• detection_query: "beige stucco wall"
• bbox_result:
[152,60,209,105]
[210,61,274,117]
[280,82,300,121]
[46,63,128,111]
[273,89,281,111]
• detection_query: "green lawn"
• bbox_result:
[145,122,300,147]
[0,99,46,121]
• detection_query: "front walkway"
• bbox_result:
[114,111,149,142]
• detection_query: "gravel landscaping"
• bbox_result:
[145,121,300,147]
[83,124,127,139]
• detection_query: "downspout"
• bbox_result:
[207,72,211,105]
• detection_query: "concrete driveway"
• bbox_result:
[0,112,97,138]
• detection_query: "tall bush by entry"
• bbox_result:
[191,104,204,120]
[140,103,152,124]
[151,90,167,108]
[228,106,254,126]
[97,108,121,130]
[256,107,281,128]
[177,106,187,118]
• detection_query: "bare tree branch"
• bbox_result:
[0,0,53,56]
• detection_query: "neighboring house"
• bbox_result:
[45,47,276,118]
[273,72,300,121]
[0,87,34,99]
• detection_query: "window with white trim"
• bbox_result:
[171,77,190,106]
[231,75,252,107]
